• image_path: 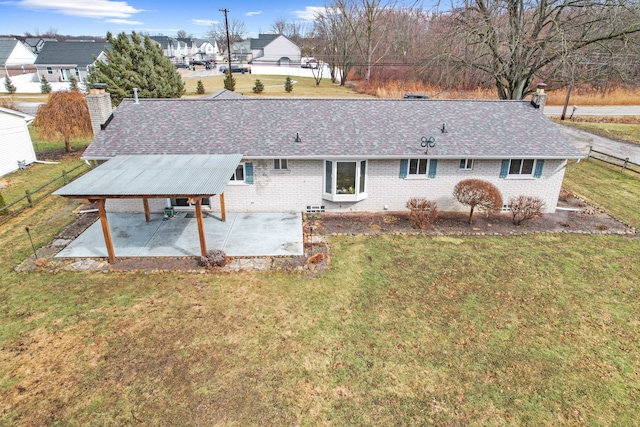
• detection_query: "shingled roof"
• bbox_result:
[35,41,110,67]
[83,98,582,160]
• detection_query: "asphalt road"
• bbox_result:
[545,105,640,117]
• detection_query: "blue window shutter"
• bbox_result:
[500,159,510,178]
[245,162,254,184]
[399,159,408,178]
[534,159,544,178]
[428,159,438,178]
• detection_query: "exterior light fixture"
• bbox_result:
[420,136,436,154]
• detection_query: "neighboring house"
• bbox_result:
[0,38,37,78]
[250,34,301,66]
[230,40,252,63]
[0,107,36,177]
[81,90,582,215]
[149,36,178,62]
[194,39,221,61]
[35,41,109,83]
[23,37,57,54]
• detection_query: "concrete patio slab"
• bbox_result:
[56,212,303,259]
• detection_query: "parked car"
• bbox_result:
[220,64,251,74]
[301,60,319,69]
[175,63,190,69]
[190,60,207,66]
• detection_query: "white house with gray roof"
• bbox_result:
[35,40,109,84]
[250,34,301,67]
[82,92,581,215]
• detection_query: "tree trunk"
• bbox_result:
[65,137,71,153]
[468,205,475,224]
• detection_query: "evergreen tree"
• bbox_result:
[284,76,293,93]
[224,73,236,91]
[4,75,17,94]
[87,31,185,106]
[252,79,264,93]
[196,80,205,94]
[40,75,52,94]
[68,76,79,91]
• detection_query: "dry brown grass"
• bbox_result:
[355,80,640,105]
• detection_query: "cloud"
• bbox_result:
[291,6,327,21]
[106,18,143,25]
[17,0,143,19]
[245,10,262,16]
[192,19,217,26]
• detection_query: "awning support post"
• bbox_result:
[96,199,116,264]
[142,198,150,222]
[220,192,226,222]
[195,198,207,257]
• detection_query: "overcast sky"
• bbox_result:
[0,0,325,38]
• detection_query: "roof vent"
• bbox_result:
[295,132,301,142]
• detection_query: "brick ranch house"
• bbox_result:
[82,90,582,216]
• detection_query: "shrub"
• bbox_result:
[199,249,227,268]
[224,73,236,91]
[509,195,545,225]
[252,79,264,93]
[4,75,17,94]
[453,179,503,224]
[405,198,438,229]
[284,76,293,93]
[196,80,205,94]
[0,98,21,111]
[40,75,52,94]
[69,76,79,91]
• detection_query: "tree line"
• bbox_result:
[210,0,640,100]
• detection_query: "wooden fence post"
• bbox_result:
[588,146,593,158]
[25,190,33,207]
[622,158,629,173]
[62,170,69,184]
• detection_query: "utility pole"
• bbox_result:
[219,8,234,91]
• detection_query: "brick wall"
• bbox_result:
[107,158,567,214]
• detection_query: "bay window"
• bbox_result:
[323,160,368,201]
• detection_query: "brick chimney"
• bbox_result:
[86,84,113,134]
[530,83,548,111]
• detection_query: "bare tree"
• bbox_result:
[176,30,188,39]
[314,5,357,85]
[208,19,248,54]
[334,0,397,82]
[453,179,502,224]
[431,0,640,99]
[34,91,92,153]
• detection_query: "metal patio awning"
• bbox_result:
[54,154,243,263]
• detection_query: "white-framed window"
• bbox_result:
[230,164,245,181]
[323,160,368,202]
[228,162,254,184]
[273,159,288,170]
[46,67,52,74]
[500,159,544,179]
[459,159,474,170]
[400,158,437,179]
[409,158,429,176]
[509,159,535,176]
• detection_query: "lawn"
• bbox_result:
[181,73,374,98]
[563,159,640,229]
[1,131,640,425]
